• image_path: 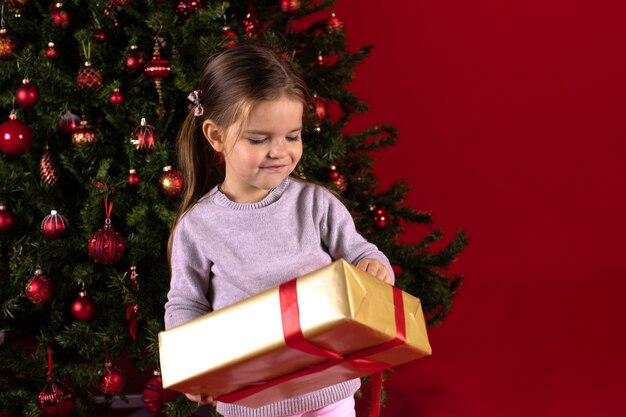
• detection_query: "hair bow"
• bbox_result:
[188,90,204,116]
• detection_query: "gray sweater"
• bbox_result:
[165,176,394,417]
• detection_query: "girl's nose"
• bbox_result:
[268,138,288,158]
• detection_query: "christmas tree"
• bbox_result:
[0,1,467,416]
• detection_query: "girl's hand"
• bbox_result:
[356,258,393,284]
[185,393,216,406]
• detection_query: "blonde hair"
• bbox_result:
[168,42,309,263]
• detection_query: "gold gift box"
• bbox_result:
[159,259,431,408]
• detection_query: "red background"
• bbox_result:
[335,1,626,416]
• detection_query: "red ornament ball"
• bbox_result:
[0,205,15,233]
[328,165,340,182]
[45,42,58,59]
[71,119,96,145]
[124,45,145,72]
[41,210,69,239]
[159,166,184,197]
[16,79,39,108]
[99,362,126,396]
[142,375,177,414]
[71,290,96,320]
[49,2,71,29]
[88,223,126,265]
[109,88,124,106]
[58,111,80,135]
[372,207,391,229]
[333,174,347,192]
[0,28,16,61]
[128,169,140,188]
[132,118,158,151]
[38,372,75,417]
[25,270,54,304]
[0,112,33,156]
[77,61,103,90]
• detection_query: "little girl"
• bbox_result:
[165,42,394,417]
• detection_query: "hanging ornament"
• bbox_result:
[109,88,124,105]
[124,44,145,72]
[6,0,30,18]
[87,187,126,265]
[58,111,80,135]
[144,41,171,118]
[175,0,204,16]
[221,24,237,48]
[38,348,75,417]
[159,166,184,197]
[71,290,96,320]
[0,111,33,156]
[280,0,300,14]
[0,205,15,233]
[126,265,140,340]
[71,118,96,145]
[372,207,391,229]
[0,28,16,61]
[326,11,343,33]
[16,78,39,108]
[77,61,103,90]
[98,360,126,396]
[45,41,57,59]
[328,165,347,192]
[312,93,326,132]
[25,270,54,304]
[132,117,158,152]
[92,27,107,43]
[49,2,70,29]
[127,168,140,188]
[41,210,69,239]
[143,371,177,415]
[40,145,58,190]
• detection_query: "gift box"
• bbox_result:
[159,259,431,408]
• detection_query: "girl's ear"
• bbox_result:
[202,120,225,152]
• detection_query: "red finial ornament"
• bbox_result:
[144,41,171,118]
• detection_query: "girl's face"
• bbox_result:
[220,96,303,203]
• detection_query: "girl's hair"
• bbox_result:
[168,42,309,264]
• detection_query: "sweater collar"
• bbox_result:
[212,177,291,210]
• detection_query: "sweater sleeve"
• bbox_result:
[164,216,213,330]
[318,189,395,284]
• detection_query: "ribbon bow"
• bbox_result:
[187,90,204,116]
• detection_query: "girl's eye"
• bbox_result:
[286,135,300,142]
[247,138,268,145]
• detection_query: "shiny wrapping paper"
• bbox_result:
[159,259,432,408]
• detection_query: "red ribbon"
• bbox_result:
[218,278,407,417]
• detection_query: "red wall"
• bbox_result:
[335,1,626,416]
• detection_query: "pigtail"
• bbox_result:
[167,111,223,266]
